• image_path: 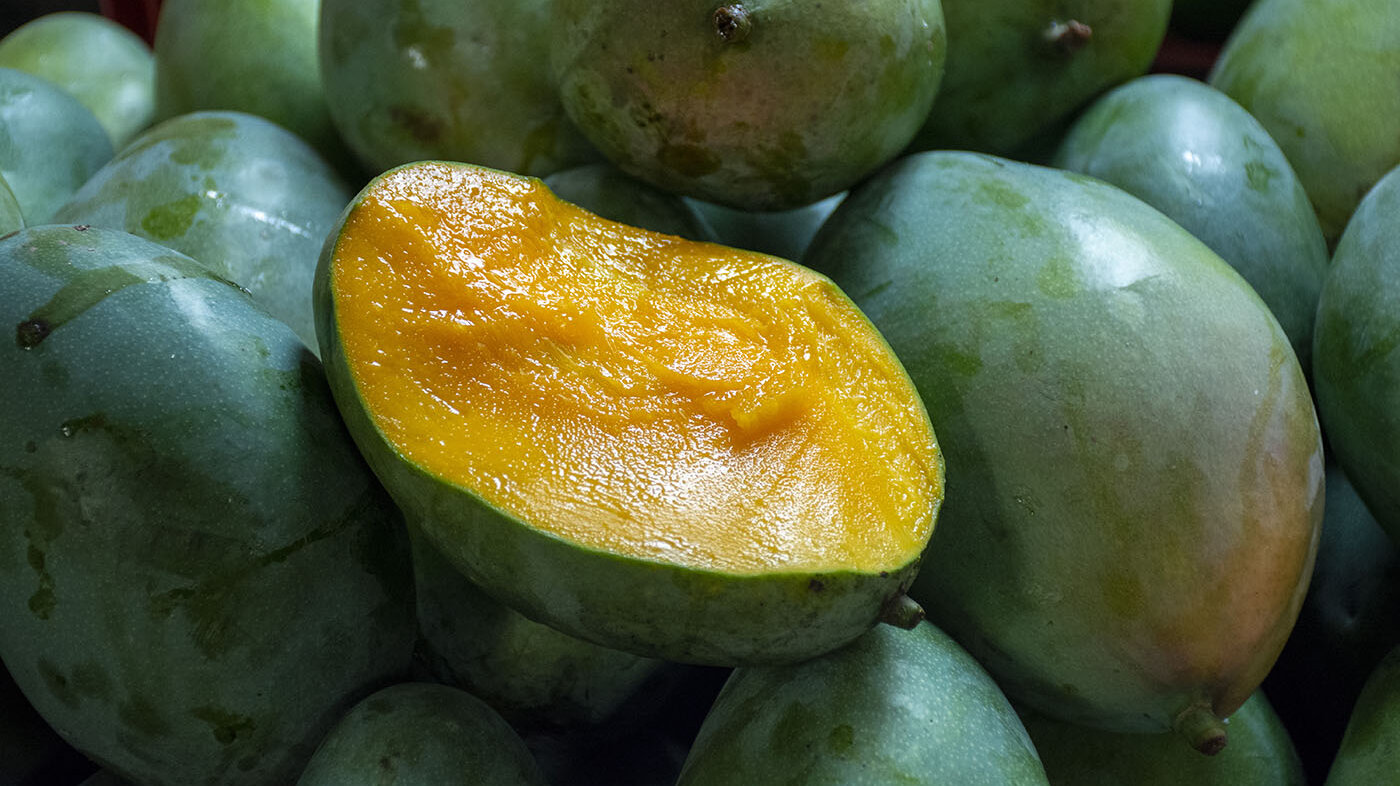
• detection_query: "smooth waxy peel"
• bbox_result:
[318,161,942,664]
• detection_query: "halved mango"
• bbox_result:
[315,161,942,664]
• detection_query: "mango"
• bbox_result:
[0,225,416,785]
[1326,645,1400,784]
[676,621,1049,785]
[804,151,1323,751]
[551,0,946,210]
[1054,74,1327,369]
[0,172,21,235]
[544,163,715,242]
[53,110,352,352]
[0,12,154,148]
[1209,0,1400,244]
[316,161,943,665]
[0,66,113,224]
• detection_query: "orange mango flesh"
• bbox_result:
[331,163,940,574]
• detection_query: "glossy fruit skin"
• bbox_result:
[552,0,946,211]
[53,111,352,353]
[315,161,938,667]
[0,225,415,786]
[1054,74,1327,370]
[1022,691,1304,784]
[1209,0,1400,245]
[676,621,1049,785]
[1326,645,1400,784]
[319,0,597,178]
[543,163,716,242]
[0,12,154,148]
[296,683,547,785]
[909,0,1171,158]
[804,151,1324,736]
[0,67,113,225]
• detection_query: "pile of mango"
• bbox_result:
[2,0,1399,783]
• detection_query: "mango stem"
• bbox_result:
[878,593,925,630]
[713,4,752,43]
[1042,20,1093,56]
[1173,705,1228,756]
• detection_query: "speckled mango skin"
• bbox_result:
[1022,692,1304,784]
[804,152,1324,735]
[1054,74,1328,371]
[1313,165,1400,545]
[0,67,113,225]
[318,0,598,178]
[296,683,546,786]
[1326,645,1400,784]
[909,0,1170,158]
[314,162,934,666]
[0,226,416,786]
[53,111,353,353]
[543,163,715,242]
[1209,0,1400,245]
[552,0,946,211]
[677,621,1048,785]
[0,12,154,148]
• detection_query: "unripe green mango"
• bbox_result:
[0,12,154,149]
[544,163,716,242]
[0,172,21,234]
[676,621,1049,785]
[910,0,1171,158]
[0,67,113,224]
[804,151,1323,749]
[1209,0,1400,245]
[1054,74,1327,370]
[1022,692,1304,784]
[0,225,416,786]
[53,111,353,353]
[296,682,547,785]
[552,0,946,211]
[1326,645,1400,784]
[319,0,597,178]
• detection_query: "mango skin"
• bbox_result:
[315,161,935,667]
[543,163,715,242]
[1054,74,1328,370]
[296,683,546,785]
[0,226,416,786]
[1326,645,1400,784]
[53,111,352,353]
[910,0,1171,158]
[804,152,1324,736]
[0,172,21,234]
[677,621,1048,785]
[0,67,113,225]
[1022,692,1304,784]
[552,0,946,211]
[1209,0,1400,244]
[319,0,597,178]
[0,12,154,148]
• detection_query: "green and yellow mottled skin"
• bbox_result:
[1209,0,1400,244]
[551,0,946,211]
[1022,692,1305,784]
[1326,646,1400,784]
[1054,74,1328,370]
[804,152,1323,744]
[318,0,598,178]
[296,683,547,785]
[0,12,154,148]
[0,67,113,225]
[544,163,716,242]
[52,111,352,354]
[677,621,1049,785]
[0,226,415,786]
[910,0,1171,158]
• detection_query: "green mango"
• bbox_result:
[319,0,597,178]
[1209,0,1400,244]
[688,193,844,263]
[1054,74,1328,369]
[153,0,350,171]
[804,151,1323,750]
[1326,645,1400,783]
[0,12,154,148]
[296,682,547,785]
[0,67,113,224]
[1022,692,1305,784]
[53,110,352,353]
[909,0,1171,158]
[0,225,416,786]
[0,172,22,235]
[552,0,946,211]
[544,163,716,242]
[409,526,670,729]
[1313,164,1400,542]
[676,620,1048,785]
